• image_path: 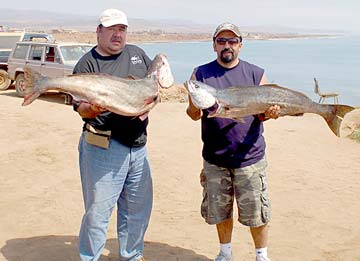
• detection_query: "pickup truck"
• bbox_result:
[0,32,55,90]
[0,32,25,90]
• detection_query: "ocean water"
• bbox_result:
[139,35,360,106]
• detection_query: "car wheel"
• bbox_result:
[15,73,27,97]
[0,69,11,90]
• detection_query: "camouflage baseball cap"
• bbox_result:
[213,22,241,38]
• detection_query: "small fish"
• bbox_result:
[185,80,355,136]
[22,53,174,117]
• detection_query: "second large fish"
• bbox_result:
[22,53,174,116]
[185,80,355,136]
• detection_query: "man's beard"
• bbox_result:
[220,48,235,63]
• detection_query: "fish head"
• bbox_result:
[184,80,216,109]
[149,54,174,88]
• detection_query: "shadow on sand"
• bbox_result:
[0,86,71,106]
[1,235,210,261]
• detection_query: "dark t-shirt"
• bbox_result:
[195,59,266,168]
[73,44,152,147]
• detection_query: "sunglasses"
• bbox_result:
[215,37,241,45]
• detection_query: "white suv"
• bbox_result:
[0,32,56,90]
[8,40,93,98]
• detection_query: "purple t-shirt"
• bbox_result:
[195,59,266,168]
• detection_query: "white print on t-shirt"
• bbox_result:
[131,55,143,65]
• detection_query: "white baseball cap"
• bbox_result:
[99,8,128,27]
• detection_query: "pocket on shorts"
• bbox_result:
[259,172,271,223]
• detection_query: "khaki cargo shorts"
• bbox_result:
[200,158,271,227]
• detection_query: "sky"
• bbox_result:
[2,0,360,33]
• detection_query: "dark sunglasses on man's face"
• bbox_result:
[215,37,241,45]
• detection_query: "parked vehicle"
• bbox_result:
[7,40,93,100]
[0,32,57,90]
[22,33,55,42]
[0,32,25,90]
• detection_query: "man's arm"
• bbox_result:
[186,71,202,121]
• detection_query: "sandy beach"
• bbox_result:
[0,87,359,261]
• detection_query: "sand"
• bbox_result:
[0,88,359,261]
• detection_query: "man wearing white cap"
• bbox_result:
[73,8,153,261]
[187,22,280,261]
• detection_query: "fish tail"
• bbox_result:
[22,68,48,106]
[323,104,355,136]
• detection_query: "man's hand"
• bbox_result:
[90,104,107,113]
[264,105,281,119]
[186,95,202,121]
[77,102,106,118]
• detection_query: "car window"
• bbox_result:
[0,50,10,56]
[45,46,59,63]
[0,50,11,62]
[60,45,92,65]
[12,44,29,59]
[29,45,44,61]
[23,33,55,43]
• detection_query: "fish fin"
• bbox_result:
[292,113,304,117]
[126,74,139,80]
[22,92,41,106]
[207,103,225,118]
[261,83,281,87]
[223,106,247,122]
[144,95,159,105]
[207,104,246,122]
[260,84,310,99]
[22,68,46,106]
[323,105,355,136]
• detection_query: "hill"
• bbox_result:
[0,9,338,43]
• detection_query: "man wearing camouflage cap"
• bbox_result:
[187,22,280,261]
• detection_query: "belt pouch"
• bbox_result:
[85,124,111,149]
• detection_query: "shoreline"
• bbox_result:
[52,32,340,44]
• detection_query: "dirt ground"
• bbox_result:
[0,85,359,260]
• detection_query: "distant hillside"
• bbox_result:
[0,8,342,35]
[0,9,214,33]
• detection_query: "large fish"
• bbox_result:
[185,80,355,136]
[22,53,174,116]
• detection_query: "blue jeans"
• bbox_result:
[78,133,153,261]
